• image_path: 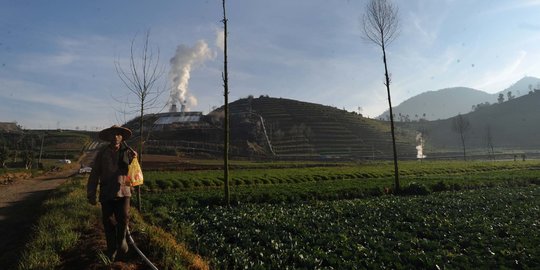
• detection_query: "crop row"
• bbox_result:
[142,160,539,192]
[141,168,540,209]
[158,186,540,269]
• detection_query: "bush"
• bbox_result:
[233,179,244,186]
[401,182,430,196]
[201,179,213,187]
[156,179,173,190]
[430,181,449,192]
[181,179,193,188]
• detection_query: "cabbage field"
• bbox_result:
[140,160,540,269]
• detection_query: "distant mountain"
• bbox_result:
[378,87,494,121]
[495,76,540,99]
[399,89,540,151]
[378,76,540,121]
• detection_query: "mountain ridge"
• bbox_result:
[378,76,540,121]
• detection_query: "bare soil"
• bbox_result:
[0,163,80,268]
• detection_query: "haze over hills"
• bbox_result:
[378,76,540,121]
[400,89,540,153]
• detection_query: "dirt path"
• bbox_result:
[0,151,97,268]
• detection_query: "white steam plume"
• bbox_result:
[416,132,427,159]
[168,40,213,111]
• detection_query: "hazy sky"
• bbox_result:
[1,0,540,130]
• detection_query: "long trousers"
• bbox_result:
[101,197,130,257]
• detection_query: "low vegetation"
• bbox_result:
[139,159,540,268]
[16,176,208,270]
[171,186,540,268]
[141,160,540,206]
[17,177,97,270]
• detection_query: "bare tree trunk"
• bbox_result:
[222,0,230,206]
[362,0,400,192]
[382,45,400,192]
[452,114,470,162]
[460,132,466,161]
[137,104,143,211]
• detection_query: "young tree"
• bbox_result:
[452,114,471,161]
[485,124,495,160]
[115,30,166,211]
[221,0,231,206]
[0,147,9,168]
[362,0,401,191]
[497,93,505,103]
[22,150,33,170]
[507,91,515,100]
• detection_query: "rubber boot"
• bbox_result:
[116,224,129,258]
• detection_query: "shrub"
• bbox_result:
[212,179,224,186]
[401,182,430,196]
[233,179,244,186]
[450,183,462,191]
[145,179,157,190]
[201,179,213,187]
[172,179,183,189]
[431,181,449,192]
[181,179,192,188]
[156,179,172,190]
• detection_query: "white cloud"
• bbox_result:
[472,50,528,92]
[216,29,225,52]
[0,77,106,112]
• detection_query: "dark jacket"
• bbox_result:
[87,144,133,202]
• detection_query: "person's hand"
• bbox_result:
[131,150,138,159]
[88,198,97,206]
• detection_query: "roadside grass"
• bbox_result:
[130,206,209,270]
[17,176,209,270]
[17,177,96,270]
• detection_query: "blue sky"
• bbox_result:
[1,0,540,130]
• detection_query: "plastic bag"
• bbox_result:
[126,157,144,186]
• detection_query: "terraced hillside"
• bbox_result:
[228,96,416,159]
[121,97,417,159]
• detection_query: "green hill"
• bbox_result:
[227,96,416,159]
[399,90,540,154]
[124,96,417,159]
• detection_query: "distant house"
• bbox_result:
[0,122,22,133]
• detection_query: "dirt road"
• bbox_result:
[0,151,97,268]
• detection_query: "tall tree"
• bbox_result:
[452,114,471,161]
[362,0,401,191]
[221,0,231,206]
[115,30,166,211]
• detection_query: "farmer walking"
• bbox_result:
[87,125,137,261]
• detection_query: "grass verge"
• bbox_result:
[16,176,208,270]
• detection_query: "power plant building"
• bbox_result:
[152,111,204,131]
